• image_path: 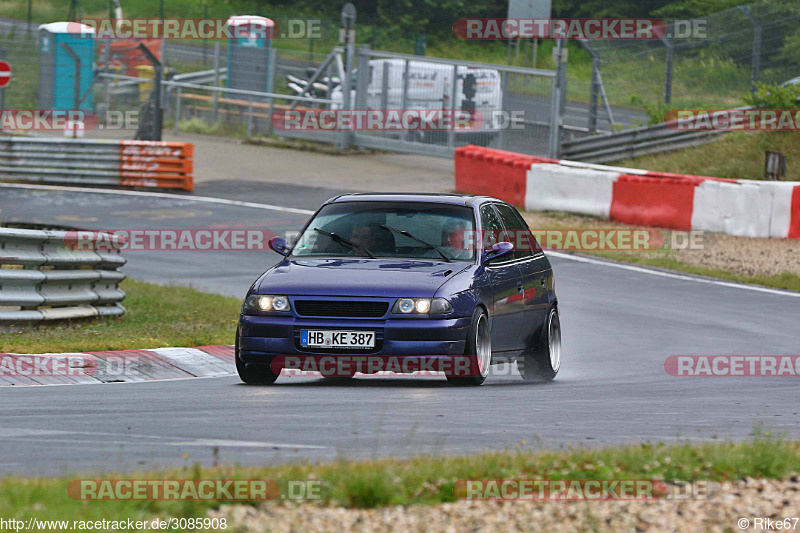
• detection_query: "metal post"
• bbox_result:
[661,35,673,104]
[354,47,369,110]
[559,55,567,120]
[447,64,458,151]
[60,43,82,109]
[212,41,220,122]
[138,43,163,141]
[104,39,111,121]
[202,4,209,66]
[247,97,253,138]
[174,87,181,134]
[267,47,276,136]
[738,6,762,91]
[589,56,600,133]
[400,59,409,112]
[27,0,33,37]
[342,38,355,148]
[580,40,600,134]
[380,63,389,112]
[548,39,565,159]
[497,69,508,150]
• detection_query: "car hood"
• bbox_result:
[255,258,470,297]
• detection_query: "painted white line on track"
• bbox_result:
[4,181,798,298]
[0,182,316,216]
[547,251,800,297]
[0,428,327,449]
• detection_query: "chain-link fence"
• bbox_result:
[4,1,796,157]
[0,37,40,111]
[581,1,800,121]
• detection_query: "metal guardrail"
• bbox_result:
[0,228,126,325]
[172,68,228,85]
[560,109,749,163]
[0,136,194,190]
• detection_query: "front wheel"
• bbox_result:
[518,306,561,383]
[235,328,279,385]
[447,307,492,386]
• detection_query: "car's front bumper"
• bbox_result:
[237,314,471,363]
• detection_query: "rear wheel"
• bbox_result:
[518,306,561,383]
[447,307,491,386]
[235,328,279,385]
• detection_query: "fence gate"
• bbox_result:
[349,49,559,158]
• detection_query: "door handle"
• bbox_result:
[517,281,524,293]
[541,279,547,288]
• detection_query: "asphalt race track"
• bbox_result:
[1,182,798,476]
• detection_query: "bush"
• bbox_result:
[743,82,800,110]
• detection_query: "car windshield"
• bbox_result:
[290,201,476,262]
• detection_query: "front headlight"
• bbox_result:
[392,297,453,315]
[243,294,292,314]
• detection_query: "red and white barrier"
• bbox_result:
[455,146,800,239]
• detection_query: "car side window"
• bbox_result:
[480,204,511,263]
[494,203,540,259]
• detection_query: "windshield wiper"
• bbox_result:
[313,228,376,258]
[379,224,452,263]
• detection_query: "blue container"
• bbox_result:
[226,16,275,95]
[38,22,95,110]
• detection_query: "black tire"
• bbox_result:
[518,306,561,383]
[446,307,492,386]
[235,327,279,385]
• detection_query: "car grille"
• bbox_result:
[294,300,389,318]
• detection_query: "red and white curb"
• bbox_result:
[0,346,433,386]
[0,345,236,387]
[455,146,800,239]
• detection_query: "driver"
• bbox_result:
[351,224,380,251]
[441,220,473,260]
[351,224,395,255]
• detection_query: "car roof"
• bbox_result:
[327,193,502,208]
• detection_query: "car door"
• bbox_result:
[479,204,524,353]
[494,203,551,350]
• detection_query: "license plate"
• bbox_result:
[301,330,375,349]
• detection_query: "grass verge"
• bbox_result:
[1,435,796,519]
[616,130,800,181]
[0,279,241,354]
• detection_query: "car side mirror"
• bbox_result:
[269,236,290,257]
[482,241,514,264]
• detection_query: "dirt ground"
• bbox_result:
[210,476,800,533]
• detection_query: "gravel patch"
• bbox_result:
[522,212,800,279]
[210,477,800,532]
